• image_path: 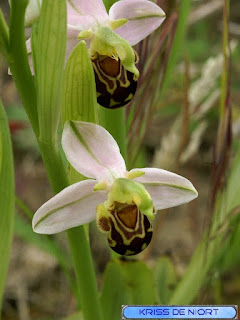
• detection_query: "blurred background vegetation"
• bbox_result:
[0,0,240,319]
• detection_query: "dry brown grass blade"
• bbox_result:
[211,0,232,207]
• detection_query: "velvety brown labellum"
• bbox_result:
[91,55,138,109]
[107,204,153,256]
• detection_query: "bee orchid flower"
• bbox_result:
[33,121,198,256]
[65,0,166,74]
[26,0,165,73]
[25,0,166,108]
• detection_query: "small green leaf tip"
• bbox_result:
[108,178,154,219]
[90,26,139,77]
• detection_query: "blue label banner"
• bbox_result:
[122,305,237,319]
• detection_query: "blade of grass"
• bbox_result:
[0,8,9,61]
[0,99,14,317]
[212,0,231,205]
[160,0,191,97]
[170,1,233,303]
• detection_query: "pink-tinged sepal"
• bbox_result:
[109,0,166,45]
[67,0,108,23]
[62,121,126,183]
[130,167,198,210]
[33,179,107,234]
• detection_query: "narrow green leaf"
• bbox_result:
[219,0,230,117]
[0,99,14,315]
[224,147,240,213]
[169,241,207,304]
[62,41,98,125]
[216,222,240,272]
[0,9,9,59]
[154,256,177,304]
[210,146,240,272]
[62,41,98,183]
[35,0,67,142]
[100,259,156,320]
[168,146,240,305]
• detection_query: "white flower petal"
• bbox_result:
[130,168,198,210]
[33,179,107,234]
[62,121,126,183]
[67,8,97,34]
[109,0,166,45]
[67,0,108,23]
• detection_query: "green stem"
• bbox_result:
[9,0,39,136]
[99,107,127,161]
[67,227,103,320]
[38,139,69,193]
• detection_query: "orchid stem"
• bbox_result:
[67,227,103,320]
[38,140,69,192]
[38,139,103,320]
[9,0,39,137]
[99,107,127,161]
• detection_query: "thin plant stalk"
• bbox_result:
[160,0,191,97]
[99,107,127,162]
[9,0,39,137]
[7,2,103,319]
